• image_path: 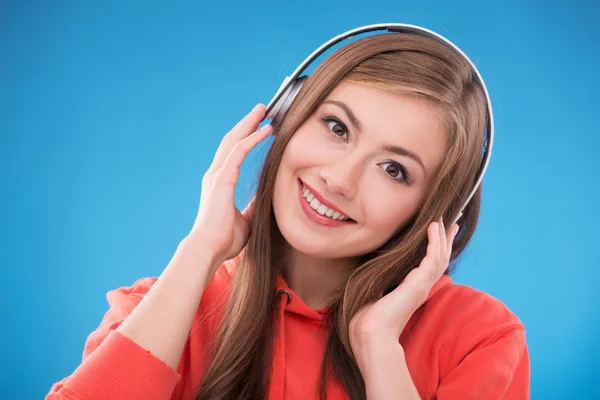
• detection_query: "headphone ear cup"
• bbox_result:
[267,75,308,130]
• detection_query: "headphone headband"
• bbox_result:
[263,23,494,226]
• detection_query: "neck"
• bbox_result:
[281,245,360,310]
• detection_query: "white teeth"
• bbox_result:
[301,184,350,221]
[309,198,320,210]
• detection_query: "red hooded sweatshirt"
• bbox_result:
[47,254,530,399]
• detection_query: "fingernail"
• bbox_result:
[259,123,271,132]
[453,225,459,235]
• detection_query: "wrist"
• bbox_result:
[354,338,405,374]
[174,235,226,281]
[180,233,226,262]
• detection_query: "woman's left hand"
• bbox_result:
[349,218,459,358]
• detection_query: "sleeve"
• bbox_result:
[436,326,530,399]
[45,278,181,400]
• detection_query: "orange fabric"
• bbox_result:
[47,255,530,399]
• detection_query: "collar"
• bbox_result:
[225,255,453,400]
[269,271,452,399]
[273,270,453,321]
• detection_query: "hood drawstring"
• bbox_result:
[268,289,292,400]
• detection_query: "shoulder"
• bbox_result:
[80,277,161,359]
[420,279,528,377]
[404,277,526,362]
[428,279,525,332]
[106,277,158,306]
[99,256,238,337]
[421,279,526,351]
[425,281,530,398]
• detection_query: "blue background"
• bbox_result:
[1,1,598,398]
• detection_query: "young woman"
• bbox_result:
[47,27,529,400]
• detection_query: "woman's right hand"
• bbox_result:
[186,103,272,268]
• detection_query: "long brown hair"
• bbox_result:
[195,32,487,400]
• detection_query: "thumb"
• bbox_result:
[241,196,256,222]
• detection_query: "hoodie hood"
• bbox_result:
[268,269,452,400]
[273,270,453,321]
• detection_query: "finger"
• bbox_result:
[438,217,454,277]
[427,221,440,261]
[426,222,439,259]
[433,220,448,276]
[212,119,244,166]
[227,103,267,143]
[433,219,446,279]
[221,123,273,180]
[447,224,458,258]
[396,221,446,307]
[212,104,267,169]
[420,221,440,283]
[407,221,440,286]
[438,217,447,261]
[242,196,256,220]
[213,104,265,166]
[394,260,434,310]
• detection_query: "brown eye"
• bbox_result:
[331,122,346,136]
[385,164,400,177]
[322,117,348,139]
[379,161,409,184]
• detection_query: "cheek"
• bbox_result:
[273,126,323,207]
[279,125,330,170]
[360,180,419,236]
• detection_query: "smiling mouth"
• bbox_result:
[298,179,355,225]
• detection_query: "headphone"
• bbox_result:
[261,23,494,226]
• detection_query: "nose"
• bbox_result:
[318,155,360,199]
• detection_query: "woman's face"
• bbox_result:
[272,82,448,259]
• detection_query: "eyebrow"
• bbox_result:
[382,145,427,176]
[322,99,427,176]
[322,100,363,132]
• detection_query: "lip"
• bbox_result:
[299,179,349,217]
[298,178,355,227]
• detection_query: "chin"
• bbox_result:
[274,215,370,259]
[282,231,341,258]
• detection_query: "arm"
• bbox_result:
[46,239,223,400]
[115,238,220,369]
[358,327,529,400]
[350,219,458,399]
[356,342,421,400]
[47,104,273,400]
[357,327,530,400]
[350,219,529,399]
